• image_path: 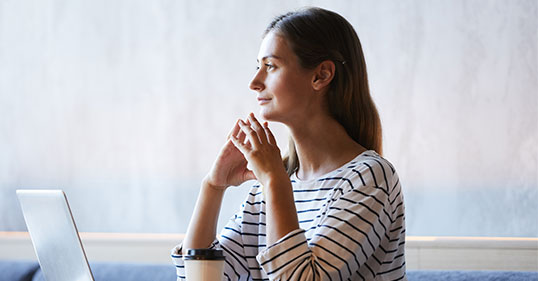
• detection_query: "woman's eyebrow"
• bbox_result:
[257,55,282,62]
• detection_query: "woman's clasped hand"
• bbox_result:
[204,113,287,191]
[229,113,288,188]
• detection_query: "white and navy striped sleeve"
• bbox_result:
[256,156,406,280]
[215,214,254,281]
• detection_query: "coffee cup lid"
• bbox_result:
[184,249,225,260]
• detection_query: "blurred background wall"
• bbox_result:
[0,0,536,236]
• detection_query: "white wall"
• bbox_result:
[0,0,536,236]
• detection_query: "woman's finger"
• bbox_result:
[248,113,267,144]
[264,122,277,145]
[226,120,241,140]
[230,134,249,155]
[238,119,261,148]
[236,128,247,145]
[243,119,254,144]
[232,119,249,144]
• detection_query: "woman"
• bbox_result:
[172,7,407,281]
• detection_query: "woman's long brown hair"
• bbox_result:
[264,7,383,175]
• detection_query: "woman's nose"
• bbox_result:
[249,71,265,92]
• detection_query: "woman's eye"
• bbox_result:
[255,63,275,71]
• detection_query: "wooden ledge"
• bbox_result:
[1,232,537,270]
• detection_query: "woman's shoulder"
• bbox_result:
[334,150,400,192]
[356,150,396,174]
[332,150,395,173]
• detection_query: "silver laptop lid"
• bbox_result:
[16,189,94,281]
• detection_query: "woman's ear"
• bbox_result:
[312,60,335,91]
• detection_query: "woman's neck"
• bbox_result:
[288,114,365,181]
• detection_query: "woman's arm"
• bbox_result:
[173,181,257,281]
[182,179,226,250]
[230,113,300,245]
[258,177,403,280]
[182,120,257,251]
[264,174,300,245]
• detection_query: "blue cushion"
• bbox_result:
[12,262,537,281]
[407,270,538,281]
[0,260,39,281]
[31,262,176,281]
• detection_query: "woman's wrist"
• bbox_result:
[202,176,228,192]
[260,166,289,189]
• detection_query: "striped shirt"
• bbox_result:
[172,150,407,281]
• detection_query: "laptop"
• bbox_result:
[16,189,95,281]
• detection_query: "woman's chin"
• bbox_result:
[259,108,286,123]
[259,108,273,121]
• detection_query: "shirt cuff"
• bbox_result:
[171,240,220,280]
[256,229,311,278]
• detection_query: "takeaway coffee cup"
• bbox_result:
[183,249,225,281]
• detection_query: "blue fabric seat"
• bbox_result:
[0,260,39,281]
[30,262,176,281]
[407,270,538,281]
[2,260,538,281]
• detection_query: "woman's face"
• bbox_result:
[249,32,318,124]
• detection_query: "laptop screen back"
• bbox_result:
[17,190,94,281]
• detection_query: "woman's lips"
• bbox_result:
[257,98,271,105]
